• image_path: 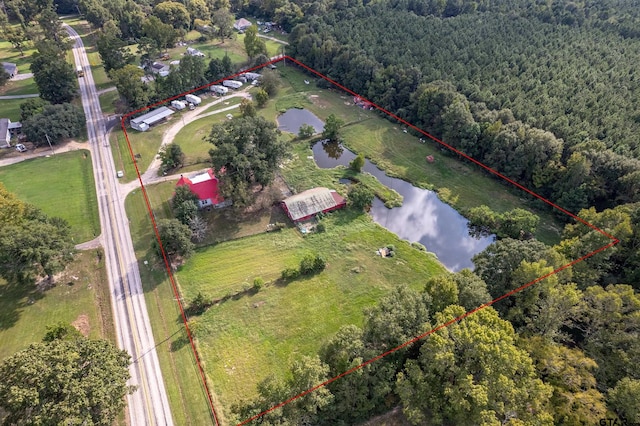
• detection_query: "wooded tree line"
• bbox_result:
[234,205,640,423]
[285,3,640,215]
[235,260,639,424]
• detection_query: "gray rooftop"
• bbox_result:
[131,106,175,126]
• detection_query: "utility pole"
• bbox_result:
[45,133,56,155]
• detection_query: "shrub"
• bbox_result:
[348,184,375,211]
[411,242,427,251]
[316,223,326,233]
[350,153,365,172]
[313,255,326,272]
[253,277,264,291]
[281,267,300,281]
[300,254,316,275]
[386,244,396,252]
[187,292,210,316]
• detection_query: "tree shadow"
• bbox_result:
[0,280,44,331]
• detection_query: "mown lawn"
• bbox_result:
[0,28,37,75]
[98,89,119,115]
[111,124,166,183]
[0,79,38,96]
[0,249,114,361]
[0,150,100,243]
[0,97,24,121]
[176,208,445,411]
[125,181,221,426]
[172,97,244,166]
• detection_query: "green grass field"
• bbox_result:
[172,97,244,166]
[0,150,100,243]
[0,249,114,360]
[0,97,25,121]
[0,28,37,74]
[0,79,38,96]
[125,181,221,425]
[111,125,165,183]
[176,209,444,411]
[98,89,119,115]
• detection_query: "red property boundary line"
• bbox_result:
[120,56,619,426]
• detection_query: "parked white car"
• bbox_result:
[15,143,27,152]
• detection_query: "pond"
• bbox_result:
[277,108,325,135]
[312,141,495,272]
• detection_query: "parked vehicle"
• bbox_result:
[210,85,229,95]
[171,100,186,110]
[185,94,202,105]
[15,143,27,152]
[223,80,243,89]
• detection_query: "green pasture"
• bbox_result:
[0,249,113,360]
[0,150,100,243]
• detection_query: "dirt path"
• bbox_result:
[0,140,89,167]
[75,235,103,250]
[130,91,251,192]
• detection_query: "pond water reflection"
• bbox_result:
[312,142,494,271]
[277,108,325,134]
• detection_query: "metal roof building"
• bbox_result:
[130,106,175,132]
[281,187,346,222]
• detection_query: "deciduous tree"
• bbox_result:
[347,183,374,211]
[206,116,287,206]
[396,305,553,425]
[322,113,344,141]
[153,1,190,31]
[22,103,85,146]
[243,24,266,58]
[155,218,194,259]
[211,7,234,42]
[0,338,133,425]
[31,42,77,104]
[0,206,75,283]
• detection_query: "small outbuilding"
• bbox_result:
[281,187,346,222]
[2,62,17,78]
[234,18,252,31]
[130,106,175,132]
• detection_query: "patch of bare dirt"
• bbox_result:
[72,314,91,337]
[252,301,266,308]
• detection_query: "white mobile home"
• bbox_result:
[171,100,186,110]
[210,85,229,95]
[243,72,261,81]
[223,80,243,89]
[185,94,202,105]
[130,106,175,132]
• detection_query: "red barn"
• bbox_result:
[281,187,346,222]
[176,169,228,208]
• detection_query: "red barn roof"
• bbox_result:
[176,169,224,206]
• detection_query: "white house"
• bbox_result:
[150,62,170,77]
[0,118,21,148]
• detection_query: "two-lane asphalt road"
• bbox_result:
[65,24,174,425]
